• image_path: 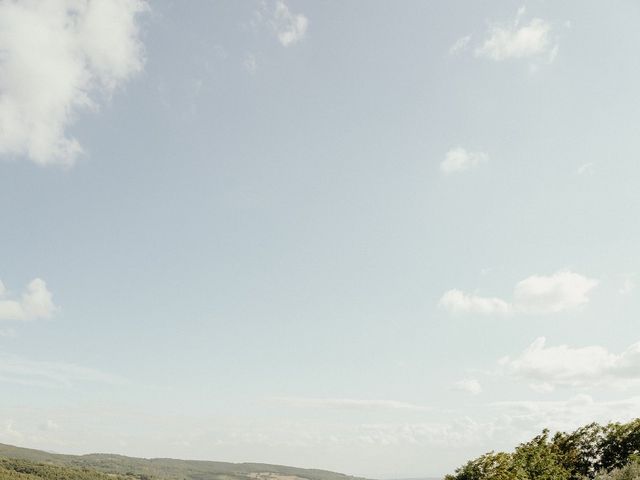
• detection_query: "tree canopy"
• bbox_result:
[445,419,640,480]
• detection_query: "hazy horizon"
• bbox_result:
[2,1,640,478]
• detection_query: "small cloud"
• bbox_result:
[272,1,308,47]
[619,274,636,296]
[439,290,511,316]
[475,7,557,62]
[0,278,57,322]
[452,379,482,395]
[243,53,257,74]
[440,270,598,316]
[449,35,472,55]
[441,147,488,174]
[576,162,595,176]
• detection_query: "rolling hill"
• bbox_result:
[0,443,368,480]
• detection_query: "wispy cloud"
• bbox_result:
[619,274,636,295]
[441,147,488,174]
[452,379,482,395]
[243,53,258,74]
[440,270,598,316]
[577,162,596,176]
[272,396,432,412]
[449,35,472,55]
[0,354,125,388]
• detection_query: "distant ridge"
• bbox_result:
[0,443,368,480]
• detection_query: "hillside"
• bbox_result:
[0,444,366,480]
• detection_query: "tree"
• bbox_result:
[445,451,525,480]
[553,422,605,479]
[600,420,640,471]
[511,429,570,480]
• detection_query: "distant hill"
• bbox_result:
[0,443,368,480]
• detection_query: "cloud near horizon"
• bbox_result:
[0,0,147,166]
[452,379,483,395]
[500,337,640,391]
[272,396,432,412]
[440,270,598,316]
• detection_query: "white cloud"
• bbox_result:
[0,0,147,166]
[501,337,640,390]
[476,7,556,62]
[513,270,598,314]
[0,278,57,321]
[439,290,512,315]
[452,379,482,395]
[619,274,635,295]
[577,162,596,176]
[490,394,640,441]
[440,270,598,316]
[0,354,124,388]
[441,147,488,174]
[449,35,471,55]
[272,1,308,47]
[272,396,432,412]
[243,53,258,75]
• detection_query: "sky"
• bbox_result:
[1,0,640,478]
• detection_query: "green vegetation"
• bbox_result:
[0,444,364,480]
[445,419,640,480]
[0,457,134,480]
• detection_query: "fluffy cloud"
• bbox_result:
[272,1,308,47]
[439,290,511,315]
[452,379,483,395]
[440,270,598,316]
[513,271,598,314]
[441,147,488,174]
[476,7,556,62]
[272,396,431,412]
[0,278,57,321]
[0,0,147,166]
[501,337,640,391]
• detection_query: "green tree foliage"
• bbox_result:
[0,457,133,480]
[600,420,640,471]
[444,451,524,480]
[512,430,569,480]
[445,419,640,480]
[592,456,640,480]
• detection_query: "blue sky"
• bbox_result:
[2,1,640,478]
